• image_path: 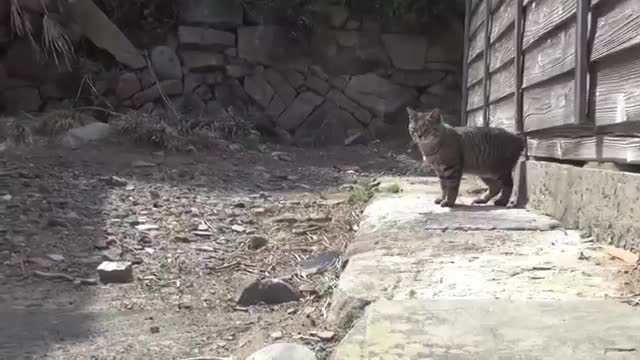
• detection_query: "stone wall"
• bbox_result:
[0,0,463,146]
[526,160,640,253]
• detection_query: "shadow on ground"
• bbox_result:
[0,140,419,358]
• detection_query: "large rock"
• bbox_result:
[381,34,427,70]
[311,30,390,76]
[246,343,317,360]
[263,69,296,107]
[68,0,145,69]
[294,101,363,146]
[244,73,275,108]
[238,26,303,66]
[61,122,113,148]
[326,89,371,124]
[178,0,243,28]
[277,92,324,131]
[178,26,235,49]
[344,73,417,116]
[237,278,303,306]
[115,72,141,99]
[180,50,225,71]
[131,80,183,107]
[150,46,182,81]
[215,79,252,110]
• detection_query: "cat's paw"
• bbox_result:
[434,197,443,204]
[440,200,454,208]
[472,197,489,204]
[493,198,509,207]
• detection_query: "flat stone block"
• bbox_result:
[333,299,640,359]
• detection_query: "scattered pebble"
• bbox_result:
[97,261,133,284]
[270,331,283,339]
[248,235,268,250]
[132,160,156,168]
[272,214,299,224]
[246,343,316,360]
[237,278,303,306]
[135,224,159,231]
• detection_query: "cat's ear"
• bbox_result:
[430,108,444,123]
[406,107,416,118]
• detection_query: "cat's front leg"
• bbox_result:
[439,172,462,208]
[434,177,447,204]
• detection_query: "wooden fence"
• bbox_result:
[461,0,640,165]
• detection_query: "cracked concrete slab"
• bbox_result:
[330,177,636,358]
[333,299,640,359]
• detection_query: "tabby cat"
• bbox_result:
[407,107,525,207]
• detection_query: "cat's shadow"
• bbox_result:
[443,203,516,212]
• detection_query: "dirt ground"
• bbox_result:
[0,138,423,359]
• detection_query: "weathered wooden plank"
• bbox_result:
[515,0,524,133]
[523,19,576,87]
[489,27,515,72]
[482,0,492,126]
[461,0,472,131]
[523,74,576,132]
[468,57,484,86]
[592,0,640,61]
[527,136,640,164]
[469,22,486,61]
[467,82,485,110]
[489,94,516,132]
[574,0,589,126]
[593,50,640,126]
[491,0,515,42]
[522,0,576,50]
[470,0,487,35]
[490,0,506,11]
[472,0,483,13]
[466,107,485,126]
[489,60,515,102]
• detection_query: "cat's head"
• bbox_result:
[406,107,444,141]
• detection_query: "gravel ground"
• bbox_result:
[0,139,423,359]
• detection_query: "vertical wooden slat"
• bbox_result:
[462,0,472,126]
[514,0,524,133]
[575,0,590,124]
[482,0,492,126]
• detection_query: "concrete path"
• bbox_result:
[330,177,639,359]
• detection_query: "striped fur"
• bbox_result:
[407,107,525,207]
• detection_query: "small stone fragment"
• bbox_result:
[132,160,156,168]
[306,214,332,223]
[272,214,299,224]
[301,251,340,276]
[47,254,65,262]
[231,224,246,233]
[248,235,268,250]
[316,330,335,341]
[101,176,128,187]
[135,224,159,231]
[246,343,317,360]
[270,331,283,340]
[150,325,160,334]
[272,151,294,162]
[97,261,133,284]
[237,278,303,306]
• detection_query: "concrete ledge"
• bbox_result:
[333,299,640,359]
[526,160,640,252]
[328,177,621,328]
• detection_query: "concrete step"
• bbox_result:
[333,299,640,359]
[329,177,637,359]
